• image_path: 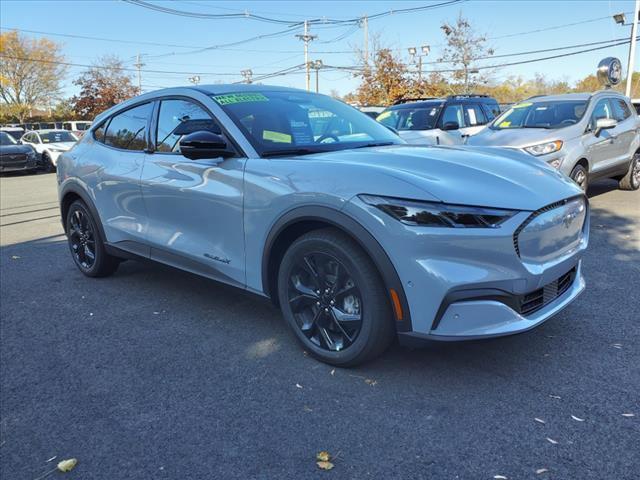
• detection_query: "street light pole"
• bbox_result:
[626,0,639,97]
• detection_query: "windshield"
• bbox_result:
[40,131,78,143]
[376,105,442,131]
[0,132,18,145]
[211,91,402,156]
[76,122,91,131]
[492,100,588,130]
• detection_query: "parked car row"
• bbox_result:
[370,91,640,192]
[1,120,91,140]
[57,84,610,366]
[0,129,78,173]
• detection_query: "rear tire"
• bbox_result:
[277,228,395,367]
[66,200,119,277]
[570,164,588,191]
[618,153,640,191]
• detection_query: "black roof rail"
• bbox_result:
[446,94,492,100]
[392,97,442,105]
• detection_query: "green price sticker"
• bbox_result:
[213,93,269,105]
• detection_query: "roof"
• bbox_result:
[526,90,628,102]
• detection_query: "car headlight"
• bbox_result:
[359,195,517,228]
[524,140,563,156]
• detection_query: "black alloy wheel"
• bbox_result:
[287,251,363,352]
[277,228,394,366]
[65,200,120,277]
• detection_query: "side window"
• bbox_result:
[483,103,500,120]
[33,134,41,144]
[463,104,487,126]
[441,104,465,128]
[63,123,72,131]
[104,103,152,151]
[156,99,219,153]
[590,98,613,129]
[611,98,632,122]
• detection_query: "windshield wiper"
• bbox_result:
[351,142,396,149]
[261,147,321,157]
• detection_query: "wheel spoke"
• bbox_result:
[301,255,320,284]
[318,326,336,351]
[330,306,362,325]
[84,245,95,261]
[289,293,317,312]
[290,276,319,299]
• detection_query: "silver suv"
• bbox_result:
[468,92,640,191]
[57,85,588,366]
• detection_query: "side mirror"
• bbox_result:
[594,117,617,137]
[442,121,460,131]
[178,130,234,160]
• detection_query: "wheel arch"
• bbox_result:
[261,205,412,332]
[59,183,107,241]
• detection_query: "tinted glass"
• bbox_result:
[611,98,632,121]
[212,91,401,156]
[104,103,152,151]
[40,131,77,143]
[492,100,588,130]
[156,99,217,153]
[0,132,17,145]
[590,99,613,130]
[63,123,72,130]
[441,104,465,128]
[377,105,441,131]
[77,122,91,131]
[464,104,487,126]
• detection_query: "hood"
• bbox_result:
[467,126,577,148]
[0,144,34,155]
[44,142,75,151]
[305,144,581,211]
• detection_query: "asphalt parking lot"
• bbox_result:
[1,171,638,479]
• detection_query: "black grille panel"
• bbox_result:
[519,267,576,316]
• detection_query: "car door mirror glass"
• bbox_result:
[178,130,234,160]
[443,121,460,131]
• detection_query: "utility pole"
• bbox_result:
[241,69,253,84]
[310,60,323,93]
[626,0,639,97]
[134,54,145,93]
[296,20,317,91]
[362,15,369,64]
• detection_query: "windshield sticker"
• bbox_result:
[213,93,269,105]
[535,106,548,111]
[262,130,291,143]
[290,120,313,144]
[499,121,511,128]
[429,108,437,116]
[513,102,532,109]
[376,111,392,121]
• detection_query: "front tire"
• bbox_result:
[570,164,588,191]
[618,152,640,191]
[66,200,119,277]
[277,228,394,367]
[42,152,55,172]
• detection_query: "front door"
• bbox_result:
[584,98,619,174]
[140,98,246,288]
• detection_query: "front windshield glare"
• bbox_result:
[492,100,588,130]
[211,91,402,155]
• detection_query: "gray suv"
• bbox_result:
[468,92,640,191]
[57,85,588,366]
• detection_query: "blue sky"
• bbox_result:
[1,0,638,97]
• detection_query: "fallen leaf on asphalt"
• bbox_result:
[536,468,549,474]
[494,476,508,479]
[546,438,558,445]
[46,456,57,462]
[316,451,331,462]
[612,344,622,349]
[317,460,334,470]
[57,458,78,472]
[621,413,635,417]
[11,255,20,259]
[295,383,303,389]
[89,313,93,316]
[364,379,377,386]
[534,418,546,424]
[303,405,313,412]
[330,369,335,376]
[549,394,561,399]
[571,415,585,422]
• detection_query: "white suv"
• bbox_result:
[21,129,78,171]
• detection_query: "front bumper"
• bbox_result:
[0,156,38,172]
[344,195,589,342]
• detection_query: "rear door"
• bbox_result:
[90,102,153,251]
[140,97,246,287]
